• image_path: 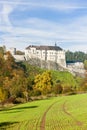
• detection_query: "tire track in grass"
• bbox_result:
[40,101,58,130]
[62,101,83,127]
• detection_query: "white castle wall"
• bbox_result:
[13,55,25,62]
[25,46,66,67]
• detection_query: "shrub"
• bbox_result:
[62,86,72,94]
[14,97,26,104]
[53,83,63,94]
[62,86,76,95]
[31,90,41,96]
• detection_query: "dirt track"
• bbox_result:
[40,100,84,130]
[62,101,83,126]
[40,101,57,130]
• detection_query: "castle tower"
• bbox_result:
[3,45,6,53]
[9,47,16,55]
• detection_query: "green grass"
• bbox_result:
[0,94,87,130]
[51,70,81,88]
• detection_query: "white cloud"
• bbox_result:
[13,17,87,41]
[0,15,87,51]
[0,0,87,52]
[0,2,16,31]
[65,43,87,52]
[0,0,87,12]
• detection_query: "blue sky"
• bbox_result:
[0,0,87,52]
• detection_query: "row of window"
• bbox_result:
[27,50,64,55]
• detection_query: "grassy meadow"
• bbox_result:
[0,94,87,130]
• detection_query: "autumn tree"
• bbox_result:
[34,71,53,95]
[3,67,28,100]
[0,53,5,84]
[11,69,28,99]
[0,88,6,102]
[53,83,63,94]
[5,51,16,70]
[0,47,4,55]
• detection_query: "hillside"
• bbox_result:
[0,51,86,104]
[51,70,80,88]
[0,51,84,103]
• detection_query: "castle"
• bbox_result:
[25,45,66,67]
[3,45,66,68]
[2,45,85,75]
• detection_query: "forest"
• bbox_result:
[66,50,87,62]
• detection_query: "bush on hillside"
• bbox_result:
[62,86,76,95]
[33,90,41,96]
[14,97,26,104]
[53,83,63,94]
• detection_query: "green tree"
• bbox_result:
[84,60,87,70]
[66,51,87,62]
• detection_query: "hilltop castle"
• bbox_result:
[2,45,66,68]
[1,45,85,75]
[25,45,66,67]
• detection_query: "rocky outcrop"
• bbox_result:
[27,58,86,77]
[27,58,66,71]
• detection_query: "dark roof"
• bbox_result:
[26,45,63,51]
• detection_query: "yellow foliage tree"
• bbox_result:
[0,88,5,102]
[34,71,53,94]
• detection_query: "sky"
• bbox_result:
[0,0,87,52]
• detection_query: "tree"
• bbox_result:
[5,51,16,70]
[80,65,87,92]
[54,83,63,94]
[0,53,5,70]
[0,88,6,102]
[66,50,87,62]
[34,71,53,94]
[3,69,28,98]
[0,47,4,55]
[84,60,87,70]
